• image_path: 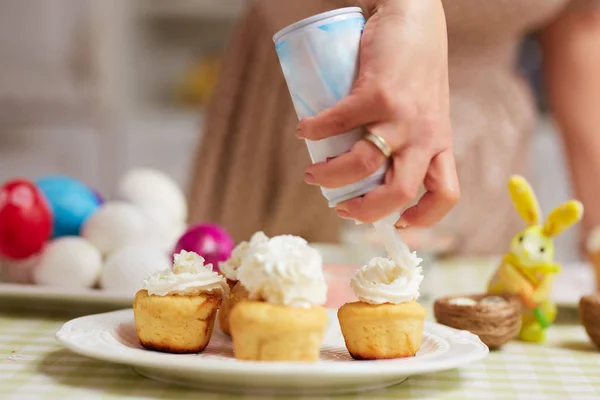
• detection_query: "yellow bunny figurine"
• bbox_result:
[487,175,583,343]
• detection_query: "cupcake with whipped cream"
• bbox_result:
[229,235,328,362]
[133,250,228,353]
[218,232,269,335]
[586,226,600,290]
[338,253,426,360]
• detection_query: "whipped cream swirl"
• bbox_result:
[219,231,269,281]
[351,256,423,305]
[237,235,327,308]
[143,250,229,297]
[350,213,425,305]
[372,213,422,271]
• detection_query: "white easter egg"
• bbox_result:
[155,220,187,252]
[448,297,478,306]
[100,243,171,293]
[132,214,186,253]
[81,202,152,256]
[33,237,102,288]
[117,168,187,226]
[480,296,507,305]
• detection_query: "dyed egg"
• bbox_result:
[100,243,171,292]
[33,237,102,288]
[36,175,101,237]
[173,224,234,272]
[0,179,52,260]
[81,202,152,256]
[117,168,187,226]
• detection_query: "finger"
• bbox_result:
[297,90,384,141]
[305,119,410,188]
[335,148,430,223]
[305,140,388,189]
[396,149,460,228]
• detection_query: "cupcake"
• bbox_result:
[218,232,268,335]
[586,227,600,290]
[579,293,600,349]
[230,235,328,362]
[338,255,426,360]
[133,250,228,353]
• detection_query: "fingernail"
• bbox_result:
[296,127,305,139]
[304,173,316,184]
[395,218,409,229]
[336,209,350,218]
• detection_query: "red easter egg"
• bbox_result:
[0,179,53,260]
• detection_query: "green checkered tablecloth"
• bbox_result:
[1,310,599,400]
[1,256,600,400]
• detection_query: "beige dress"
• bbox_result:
[188,0,596,254]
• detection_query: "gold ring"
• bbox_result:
[363,132,393,158]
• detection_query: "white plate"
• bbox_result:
[56,309,489,396]
[0,282,132,306]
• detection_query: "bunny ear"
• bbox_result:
[508,175,541,226]
[542,200,584,237]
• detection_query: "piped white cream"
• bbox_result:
[143,250,228,297]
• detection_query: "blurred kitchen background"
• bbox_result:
[0,0,579,261]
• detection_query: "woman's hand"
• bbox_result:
[296,0,458,227]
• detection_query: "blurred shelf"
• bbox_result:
[0,99,96,128]
[123,104,205,133]
[138,0,245,20]
[0,75,96,127]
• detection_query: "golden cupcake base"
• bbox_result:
[133,289,221,354]
[337,301,426,360]
[434,293,521,349]
[218,281,249,336]
[229,301,328,362]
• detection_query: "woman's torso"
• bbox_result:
[205,0,575,252]
[438,0,571,253]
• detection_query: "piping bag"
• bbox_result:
[370,212,423,272]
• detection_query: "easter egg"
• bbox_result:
[36,175,101,238]
[173,224,234,272]
[0,179,52,260]
[100,243,171,293]
[117,168,187,226]
[81,202,152,256]
[448,297,478,306]
[33,237,102,288]
[152,220,187,253]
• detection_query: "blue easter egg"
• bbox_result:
[36,175,101,238]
